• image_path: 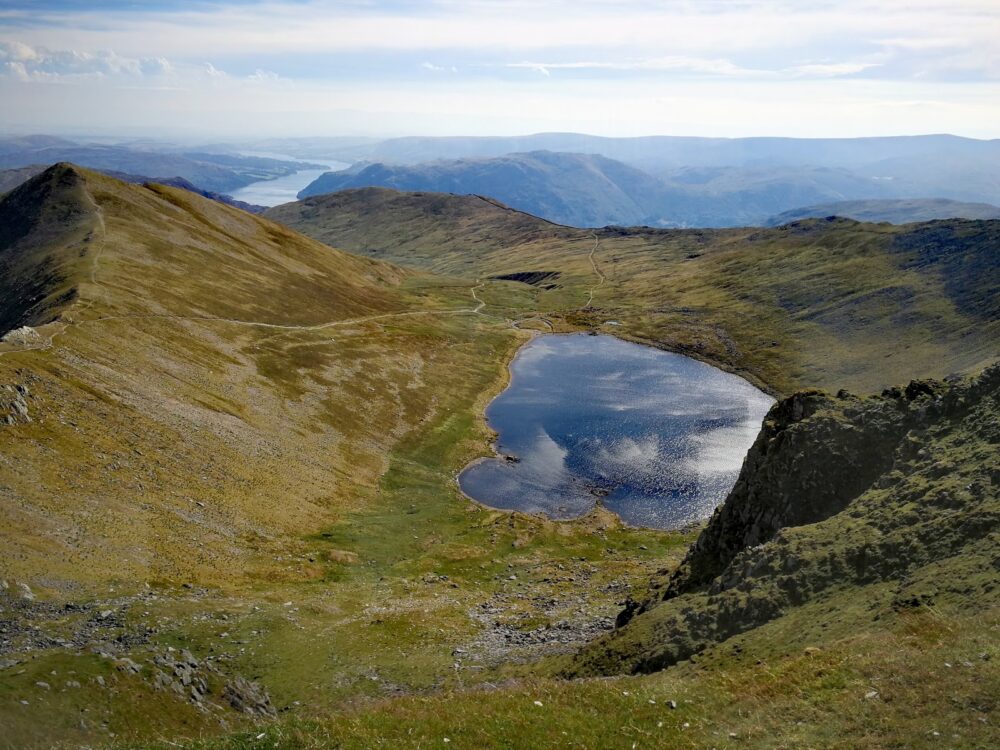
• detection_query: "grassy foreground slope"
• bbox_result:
[1,168,997,749]
[136,371,1000,749]
[266,188,1000,395]
[0,166,686,748]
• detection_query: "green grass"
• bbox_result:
[124,606,998,750]
[268,191,999,395]
[2,169,998,749]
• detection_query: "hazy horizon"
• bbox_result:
[2,1,999,140]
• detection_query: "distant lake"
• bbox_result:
[230,154,350,207]
[458,334,774,529]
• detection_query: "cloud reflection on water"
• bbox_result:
[459,334,773,529]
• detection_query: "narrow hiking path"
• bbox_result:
[581,232,605,309]
[507,233,603,329]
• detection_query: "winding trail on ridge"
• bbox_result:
[507,232,604,330]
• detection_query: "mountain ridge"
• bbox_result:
[298,148,1000,228]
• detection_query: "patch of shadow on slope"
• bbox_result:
[0,163,98,335]
[489,271,562,289]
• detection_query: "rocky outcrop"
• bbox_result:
[151,648,274,715]
[1,382,33,425]
[223,676,276,716]
[661,381,942,599]
[569,364,1000,676]
[1,326,41,346]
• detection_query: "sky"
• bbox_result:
[1,0,999,140]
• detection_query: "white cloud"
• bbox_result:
[787,62,880,77]
[0,40,36,62]
[0,1,998,136]
[421,61,457,73]
[0,41,174,82]
[203,62,227,79]
[248,68,280,81]
[508,56,755,77]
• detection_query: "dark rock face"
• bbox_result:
[656,385,933,603]
[567,364,1000,676]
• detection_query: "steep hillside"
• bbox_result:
[0,163,99,335]
[0,163,421,587]
[268,189,1000,394]
[769,197,1000,225]
[298,151,675,227]
[269,187,576,272]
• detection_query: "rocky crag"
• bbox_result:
[566,364,1000,675]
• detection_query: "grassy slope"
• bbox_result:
[138,266,999,749]
[132,608,999,750]
[0,167,687,748]
[266,189,1000,395]
[1,173,997,748]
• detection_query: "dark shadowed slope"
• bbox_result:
[0,163,98,334]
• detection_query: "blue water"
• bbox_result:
[229,156,350,207]
[458,334,774,529]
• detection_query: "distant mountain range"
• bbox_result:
[262,132,1000,171]
[298,151,672,227]
[0,135,323,193]
[6,132,1000,227]
[298,144,1000,228]
[767,198,1000,225]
